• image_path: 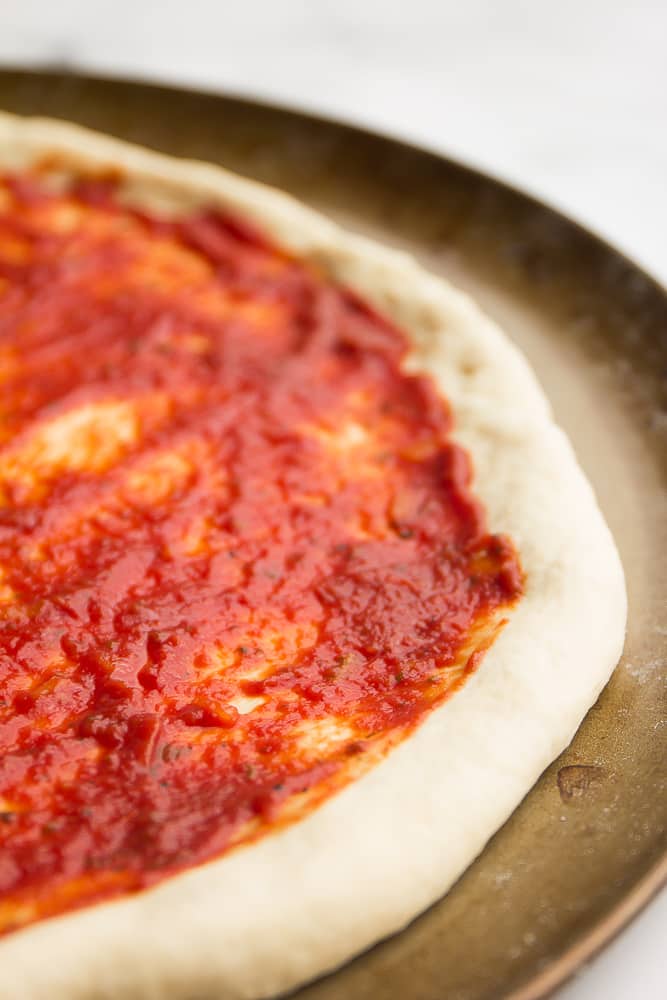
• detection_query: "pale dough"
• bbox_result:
[0,112,626,1000]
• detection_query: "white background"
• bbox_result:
[0,1,665,997]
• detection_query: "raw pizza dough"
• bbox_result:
[0,111,626,1000]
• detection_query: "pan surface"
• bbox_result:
[0,68,665,1000]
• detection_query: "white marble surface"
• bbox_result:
[0,1,664,997]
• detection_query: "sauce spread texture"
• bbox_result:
[0,171,522,933]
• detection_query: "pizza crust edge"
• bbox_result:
[0,111,627,1000]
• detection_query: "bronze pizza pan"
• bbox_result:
[0,68,664,1000]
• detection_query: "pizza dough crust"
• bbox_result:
[0,112,626,1000]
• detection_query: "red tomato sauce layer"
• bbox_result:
[0,171,522,933]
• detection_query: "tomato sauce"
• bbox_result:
[0,171,522,933]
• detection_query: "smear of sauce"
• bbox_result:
[0,171,522,933]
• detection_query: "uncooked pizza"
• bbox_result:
[0,112,626,1000]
